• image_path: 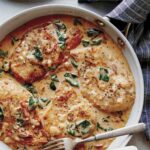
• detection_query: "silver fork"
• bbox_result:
[42,123,145,150]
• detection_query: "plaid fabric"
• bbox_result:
[107,0,150,140]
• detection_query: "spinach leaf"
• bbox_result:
[91,38,102,46]
[24,83,37,95]
[0,49,8,58]
[71,58,78,68]
[0,107,4,121]
[73,18,82,26]
[51,74,59,82]
[67,120,91,137]
[38,98,50,109]
[78,120,91,128]
[64,73,79,87]
[67,130,75,136]
[50,81,56,91]
[82,40,90,47]
[64,73,78,78]
[96,122,113,132]
[54,20,66,32]
[56,30,66,50]
[99,67,109,82]
[28,96,38,110]
[0,69,3,77]
[2,60,10,72]
[87,28,101,37]
[16,118,24,127]
[11,36,19,45]
[33,47,43,61]
[48,64,59,71]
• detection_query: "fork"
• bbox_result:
[42,123,145,150]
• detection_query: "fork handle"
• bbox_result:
[80,123,145,143]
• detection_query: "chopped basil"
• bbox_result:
[67,130,75,136]
[67,120,91,137]
[0,49,8,58]
[24,83,37,95]
[87,28,101,37]
[48,64,59,71]
[99,67,109,82]
[71,58,78,68]
[0,107,4,121]
[2,60,10,72]
[82,40,89,47]
[51,74,59,82]
[78,120,91,129]
[73,18,82,26]
[50,81,56,91]
[56,30,66,50]
[50,74,59,91]
[64,73,79,87]
[40,98,49,103]
[91,38,102,46]
[11,36,19,45]
[64,73,78,78]
[54,20,66,32]
[33,47,43,61]
[102,118,109,122]
[65,77,79,87]
[28,96,38,110]
[38,98,50,108]
[96,122,113,132]
[81,128,90,135]
[0,69,3,77]
[16,118,24,127]
[28,96,50,110]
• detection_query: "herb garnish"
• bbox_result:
[0,107,4,121]
[82,40,90,47]
[71,58,78,68]
[16,118,24,127]
[48,64,59,71]
[50,74,59,91]
[51,74,59,82]
[28,96,50,110]
[0,49,8,58]
[96,122,113,131]
[64,73,79,87]
[54,20,66,32]
[73,18,82,26]
[2,60,10,72]
[87,28,101,37]
[78,120,91,128]
[67,120,91,137]
[33,47,43,61]
[0,69,3,77]
[24,83,37,95]
[50,81,57,91]
[82,38,102,47]
[56,30,67,50]
[99,67,109,82]
[91,38,102,46]
[28,96,38,110]
[11,36,19,45]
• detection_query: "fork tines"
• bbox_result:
[42,139,65,150]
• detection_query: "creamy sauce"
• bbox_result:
[0,15,135,150]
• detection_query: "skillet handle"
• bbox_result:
[103,16,131,37]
